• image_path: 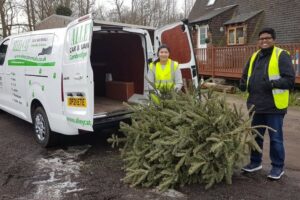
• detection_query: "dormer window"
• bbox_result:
[227,25,246,45]
[207,0,216,6]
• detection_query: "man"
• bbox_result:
[239,28,295,180]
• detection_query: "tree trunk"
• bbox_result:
[115,0,123,22]
[29,0,36,30]
[86,0,90,15]
[25,0,32,31]
[0,0,8,37]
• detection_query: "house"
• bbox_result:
[35,14,74,30]
[188,0,300,48]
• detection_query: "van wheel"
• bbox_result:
[33,107,56,147]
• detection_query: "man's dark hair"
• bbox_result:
[259,28,276,39]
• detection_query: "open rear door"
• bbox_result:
[63,14,94,131]
[154,22,198,88]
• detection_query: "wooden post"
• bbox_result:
[212,46,215,78]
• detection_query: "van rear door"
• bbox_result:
[63,14,94,131]
[154,22,198,88]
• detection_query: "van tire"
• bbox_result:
[33,107,56,147]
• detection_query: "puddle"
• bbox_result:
[23,145,91,200]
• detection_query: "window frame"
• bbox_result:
[226,25,246,46]
[197,25,208,48]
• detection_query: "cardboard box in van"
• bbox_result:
[0,14,198,147]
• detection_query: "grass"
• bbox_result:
[289,91,300,107]
[233,89,300,107]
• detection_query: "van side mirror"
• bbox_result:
[181,19,189,25]
[181,25,186,32]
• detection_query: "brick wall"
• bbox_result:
[209,8,237,46]
[246,13,264,44]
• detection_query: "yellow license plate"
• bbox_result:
[67,97,87,107]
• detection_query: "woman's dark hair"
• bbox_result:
[154,44,170,64]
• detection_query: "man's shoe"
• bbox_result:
[268,167,284,180]
[242,163,262,172]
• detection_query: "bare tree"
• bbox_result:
[29,0,36,29]
[5,0,16,35]
[183,0,195,18]
[93,3,107,21]
[0,0,8,37]
[114,0,125,22]
[73,0,95,17]
[101,0,181,27]
[0,0,19,37]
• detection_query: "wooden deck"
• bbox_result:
[195,43,300,84]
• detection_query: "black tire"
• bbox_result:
[33,107,57,147]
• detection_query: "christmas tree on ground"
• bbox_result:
[108,87,263,191]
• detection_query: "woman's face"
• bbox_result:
[158,48,170,63]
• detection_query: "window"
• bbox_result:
[200,27,207,45]
[227,26,246,45]
[229,29,235,44]
[207,0,216,6]
[197,25,208,48]
[0,40,9,65]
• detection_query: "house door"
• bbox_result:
[198,25,208,49]
[197,25,208,64]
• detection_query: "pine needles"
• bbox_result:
[108,89,262,191]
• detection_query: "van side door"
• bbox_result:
[63,14,94,131]
[154,22,199,88]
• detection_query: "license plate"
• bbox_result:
[67,97,87,107]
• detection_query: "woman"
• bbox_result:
[147,44,183,92]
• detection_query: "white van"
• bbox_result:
[0,14,198,147]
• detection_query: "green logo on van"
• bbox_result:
[12,39,30,52]
[71,23,91,46]
[68,22,91,61]
[67,117,92,126]
[8,59,55,67]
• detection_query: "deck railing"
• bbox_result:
[195,43,300,84]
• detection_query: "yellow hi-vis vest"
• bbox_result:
[247,46,289,109]
[149,59,179,90]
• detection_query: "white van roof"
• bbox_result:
[7,28,65,39]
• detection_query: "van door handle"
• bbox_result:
[74,73,83,80]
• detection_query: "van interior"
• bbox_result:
[90,31,146,114]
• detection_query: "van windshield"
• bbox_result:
[0,40,9,65]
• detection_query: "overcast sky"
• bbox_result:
[96,0,188,13]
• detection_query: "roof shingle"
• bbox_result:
[190,5,237,23]
[224,10,264,25]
